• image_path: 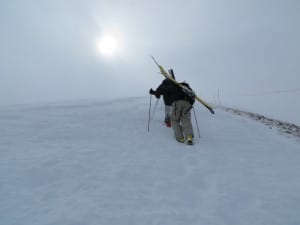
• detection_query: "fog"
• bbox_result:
[0,0,299,125]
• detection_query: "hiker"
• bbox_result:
[149,69,175,127]
[149,69,195,145]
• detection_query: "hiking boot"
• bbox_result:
[186,135,193,145]
[164,117,171,127]
[176,137,185,143]
[165,121,171,127]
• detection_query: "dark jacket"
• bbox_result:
[154,79,195,105]
[154,78,174,106]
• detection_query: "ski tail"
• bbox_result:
[151,56,215,115]
[195,96,215,114]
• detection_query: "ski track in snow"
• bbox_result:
[0,97,300,225]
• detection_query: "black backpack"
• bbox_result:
[180,82,195,105]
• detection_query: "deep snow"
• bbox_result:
[0,97,300,225]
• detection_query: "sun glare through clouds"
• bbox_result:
[98,35,118,55]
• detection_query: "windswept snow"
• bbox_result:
[1,97,300,225]
[221,107,300,140]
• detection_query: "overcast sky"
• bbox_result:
[0,0,299,124]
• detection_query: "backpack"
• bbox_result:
[180,82,195,105]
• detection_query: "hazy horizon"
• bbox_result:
[1,0,299,125]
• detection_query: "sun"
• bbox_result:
[98,35,118,55]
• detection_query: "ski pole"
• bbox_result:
[148,94,152,132]
[151,98,159,121]
[192,107,201,138]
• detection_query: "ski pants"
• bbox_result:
[164,105,172,122]
[171,100,194,140]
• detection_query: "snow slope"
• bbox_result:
[1,97,300,225]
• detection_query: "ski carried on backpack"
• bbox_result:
[151,56,215,114]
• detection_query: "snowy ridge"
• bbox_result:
[220,107,300,140]
[1,97,300,225]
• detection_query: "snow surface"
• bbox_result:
[1,97,300,225]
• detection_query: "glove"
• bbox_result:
[149,88,155,95]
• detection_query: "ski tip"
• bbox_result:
[151,56,157,63]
